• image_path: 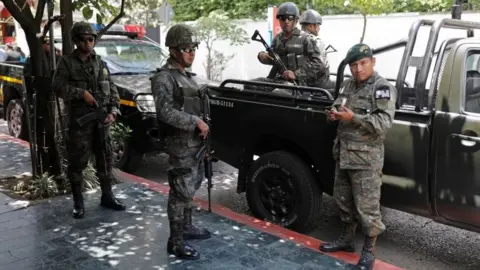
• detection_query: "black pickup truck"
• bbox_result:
[0,27,169,173]
[207,18,480,234]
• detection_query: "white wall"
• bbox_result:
[160,12,480,87]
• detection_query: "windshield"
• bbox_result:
[95,40,167,74]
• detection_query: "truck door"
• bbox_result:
[433,47,480,228]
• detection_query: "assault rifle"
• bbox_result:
[195,85,213,212]
[251,30,297,86]
[75,83,109,170]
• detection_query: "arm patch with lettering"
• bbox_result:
[374,86,391,100]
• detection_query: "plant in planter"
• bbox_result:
[11,161,101,201]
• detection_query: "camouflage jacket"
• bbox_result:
[52,49,120,119]
[151,58,202,155]
[331,72,397,170]
[311,35,329,70]
[258,28,326,86]
[306,31,331,87]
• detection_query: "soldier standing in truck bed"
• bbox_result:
[299,9,335,91]
[248,2,325,93]
[320,43,397,270]
[52,22,125,219]
[151,23,211,260]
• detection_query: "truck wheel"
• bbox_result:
[112,135,143,173]
[246,151,322,233]
[6,99,28,140]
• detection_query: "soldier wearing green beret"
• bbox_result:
[320,43,397,270]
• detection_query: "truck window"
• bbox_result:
[95,41,166,74]
[464,51,480,113]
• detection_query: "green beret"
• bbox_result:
[345,43,373,65]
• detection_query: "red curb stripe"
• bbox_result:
[2,132,403,270]
[0,133,31,148]
[117,170,404,270]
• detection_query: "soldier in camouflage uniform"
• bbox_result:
[151,24,211,260]
[299,9,335,91]
[52,22,126,219]
[319,44,397,270]
[249,2,325,93]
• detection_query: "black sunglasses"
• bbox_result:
[277,15,295,22]
[78,36,95,43]
[179,46,198,53]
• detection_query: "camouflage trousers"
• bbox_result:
[66,121,114,192]
[166,152,205,224]
[333,163,386,237]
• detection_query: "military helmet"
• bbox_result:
[276,2,300,18]
[299,9,322,25]
[165,24,200,48]
[70,21,97,40]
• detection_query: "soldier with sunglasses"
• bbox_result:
[53,21,126,219]
[253,2,325,92]
[151,23,211,261]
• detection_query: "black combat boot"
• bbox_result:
[71,182,84,219]
[319,223,357,252]
[167,220,200,260]
[99,180,126,211]
[183,208,211,240]
[354,236,377,270]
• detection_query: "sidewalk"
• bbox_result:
[0,133,403,270]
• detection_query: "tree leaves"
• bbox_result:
[191,10,250,80]
[82,6,93,20]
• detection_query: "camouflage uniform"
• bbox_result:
[320,44,396,270]
[249,2,325,93]
[52,22,125,219]
[151,23,210,261]
[299,9,335,91]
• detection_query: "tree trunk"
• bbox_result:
[60,0,73,54]
[360,14,367,43]
[206,43,212,81]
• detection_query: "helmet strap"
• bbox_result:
[171,48,186,69]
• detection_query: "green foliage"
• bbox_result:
[72,0,120,23]
[342,0,394,42]
[11,161,100,200]
[13,173,58,200]
[72,0,166,26]
[193,10,250,81]
[343,0,394,15]
[110,122,132,144]
[169,0,476,22]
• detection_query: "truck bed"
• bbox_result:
[208,80,433,218]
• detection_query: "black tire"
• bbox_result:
[112,135,143,173]
[246,151,323,233]
[6,99,28,140]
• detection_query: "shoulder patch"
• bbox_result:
[374,86,391,100]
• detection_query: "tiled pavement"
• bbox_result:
[0,133,31,179]
[0,132,402,270]
[0,182,351,270]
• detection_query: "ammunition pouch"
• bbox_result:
[181,86,201,116]
[98,81,110,97]
[286,44,305,71]
[287,54,297,70]
[296,55,306,68]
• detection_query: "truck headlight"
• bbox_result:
[135,94,156,113]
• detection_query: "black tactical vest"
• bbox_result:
[273,29,309,74]
[155,68,205,147]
